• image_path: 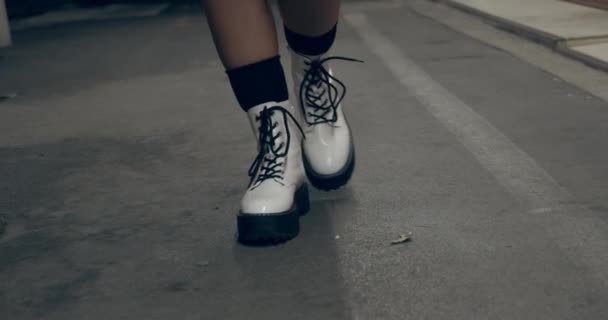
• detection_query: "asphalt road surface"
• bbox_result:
[1,1,607,319]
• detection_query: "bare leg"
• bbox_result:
[202,0,278,69]
[279,0,341,36]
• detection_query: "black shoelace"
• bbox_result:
[248,106,304,189]
[298,54,363,126]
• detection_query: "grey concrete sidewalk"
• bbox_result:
[1,1,608,319]
[443,0,608,71]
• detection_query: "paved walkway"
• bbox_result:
[446,0,608,71]
[1,1,608,319]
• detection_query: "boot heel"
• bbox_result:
[295,184,310,216]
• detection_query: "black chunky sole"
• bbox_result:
[303,143,355,191]
[237,184,310,245]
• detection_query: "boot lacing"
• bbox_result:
[248,106,304,189]
[297,53,363,126]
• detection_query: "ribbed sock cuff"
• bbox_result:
[284,23,337,56]
[226,55,289,112]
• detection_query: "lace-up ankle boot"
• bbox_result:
[290,49,362,191]
[238,100,309,244]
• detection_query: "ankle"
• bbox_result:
[226,55,289,112]
[284,24,337,56]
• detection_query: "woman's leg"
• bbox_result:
[279,0,340,37]
[279,0,359,191]
[202,0,309,245]
[203,0,277,69]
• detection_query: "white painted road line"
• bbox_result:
[345,13,608,286]
[341,0,404,13]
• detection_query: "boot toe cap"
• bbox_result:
[304,137,353,176]
[240,183,296,214]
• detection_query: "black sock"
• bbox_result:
[284,23,337,56]
[226,55,289,112]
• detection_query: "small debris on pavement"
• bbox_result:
[196,261,210,267]
[0,93,18,101]
[334,235,340,240]
[390,232,412,245]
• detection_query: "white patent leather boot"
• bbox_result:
[238,100,309,244]
[290,49,362,190]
